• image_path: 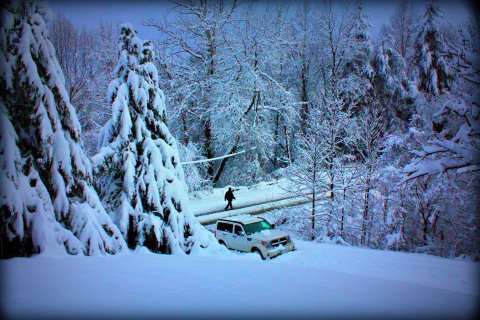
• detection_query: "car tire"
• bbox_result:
[218,240,227,247]
[252,248,266,260]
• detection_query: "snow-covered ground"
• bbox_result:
[2,239,478,319]
[189,180,329,226]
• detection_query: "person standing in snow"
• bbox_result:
[224,187,236,211]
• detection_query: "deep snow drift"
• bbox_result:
[2,239,478,319]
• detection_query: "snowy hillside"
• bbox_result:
[2,240,478,319]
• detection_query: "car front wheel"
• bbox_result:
[252,248,266,260]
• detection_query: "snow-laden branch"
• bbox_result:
[181,147,257,165]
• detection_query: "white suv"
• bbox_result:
[214,215,295,260]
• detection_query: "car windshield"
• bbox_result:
[243,221,273,235]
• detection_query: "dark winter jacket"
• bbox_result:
[225,190,236,202]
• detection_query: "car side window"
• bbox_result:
[218,222,233,233]
[234,225,244,236]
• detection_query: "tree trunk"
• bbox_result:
[311,191,315,241]
[272,113,280,168]
[383,187,388,223]
[300,61,309,135]
[204,119,214,176]
[182,110,189,145]
[340,186,346,237]
[283,124,291,162]
[361,180,370,246]
[213,143,238,185]
[422,212,429,244]
[311,133,318,241]
[431,214,439,238]
[328,159,334,226]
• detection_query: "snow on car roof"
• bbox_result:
[219,215,264,224]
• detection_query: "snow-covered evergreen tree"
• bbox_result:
[405,4,478,180]
[95,24,218,254]
[372,35,415,124]
[386,3,480,257]
[0,1,126,258]
[341,2,374,112]
[404,21,480,180]
[347,3,374,79]
[412,1,452,96]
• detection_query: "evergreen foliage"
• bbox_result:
[0,1,126,258]
[413,1,452,96]
[94,24,217,254]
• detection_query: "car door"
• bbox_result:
[224,223,235,249]
[217,222,234,248]
[231,224,248,252]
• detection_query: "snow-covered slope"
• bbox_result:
[2,240,478,319]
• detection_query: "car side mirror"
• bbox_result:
[237,231,245,236]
